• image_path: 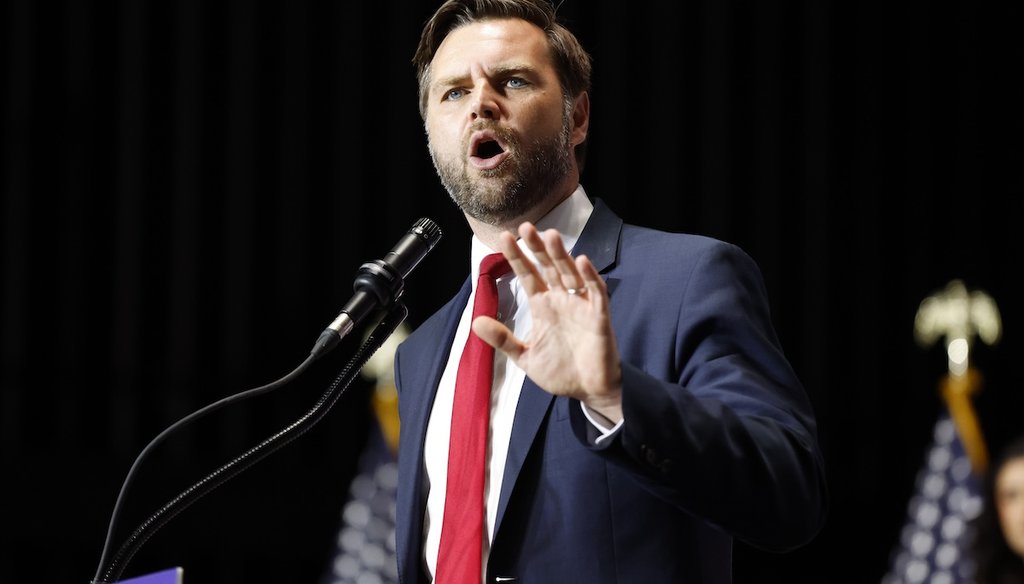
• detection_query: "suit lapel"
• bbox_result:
[395,280,470,583]
[571,198,622,275]
[493,377,551,533]
[402,279,470,464]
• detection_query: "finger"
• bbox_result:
[472,316,525,361]
[518,223,565,289]
[498,230,546,295]
[542,229,585,290]
[576,254,607,307]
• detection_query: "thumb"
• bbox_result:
[472,316,525,361]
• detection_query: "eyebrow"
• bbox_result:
[431,63,538,94]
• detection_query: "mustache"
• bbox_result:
[466,121,517,145]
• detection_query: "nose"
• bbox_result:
[471,83,500,120]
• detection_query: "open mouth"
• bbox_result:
[469,130,510,170]
[476,139,504,159]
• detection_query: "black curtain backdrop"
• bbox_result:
[2,1,1022,582]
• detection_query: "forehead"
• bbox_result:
[431,18,554,78]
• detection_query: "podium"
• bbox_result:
[114,568,183,584]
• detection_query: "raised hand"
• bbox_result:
[472,222,623,423]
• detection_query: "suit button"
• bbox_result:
[642,444,659,466]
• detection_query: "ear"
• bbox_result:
[570,91,590,147]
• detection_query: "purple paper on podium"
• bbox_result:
[114,568,183,584]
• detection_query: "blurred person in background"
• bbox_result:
[972,435,1024,584]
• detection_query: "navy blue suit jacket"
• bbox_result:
[393,198,827,583]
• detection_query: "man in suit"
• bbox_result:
[393,1,828,582]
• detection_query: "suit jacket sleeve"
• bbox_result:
[570,233,828,552]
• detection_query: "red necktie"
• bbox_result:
[436,252,510,583]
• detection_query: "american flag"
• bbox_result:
[322,424,399,584]
[881,412,985,584]
[321,324,407,584]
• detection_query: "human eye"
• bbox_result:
[505,77,529,89]
[443,88,466,101]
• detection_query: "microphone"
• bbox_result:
[312,217,442,358]
[91,221,438,583]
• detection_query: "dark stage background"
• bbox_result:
[2,1,1022,582]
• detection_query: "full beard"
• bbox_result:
[428,113,574,226]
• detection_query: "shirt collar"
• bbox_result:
[469,185,594,279]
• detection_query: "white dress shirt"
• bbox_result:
[421,186,621,581]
